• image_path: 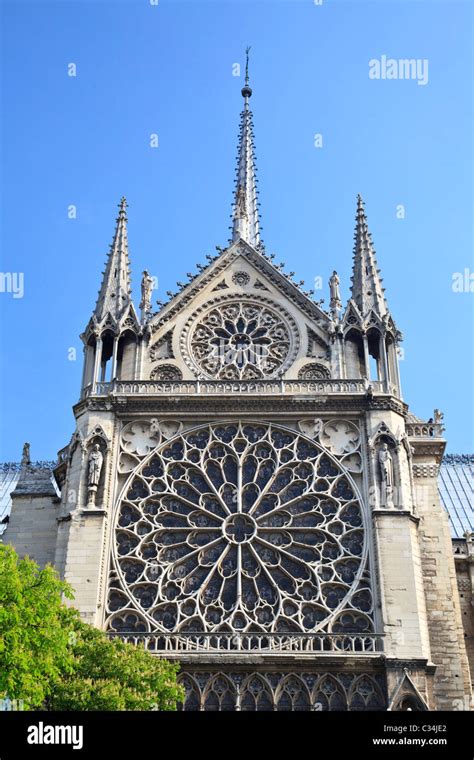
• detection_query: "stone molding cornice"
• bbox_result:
[73,393,408,418]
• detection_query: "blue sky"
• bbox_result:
[0,0,472,461]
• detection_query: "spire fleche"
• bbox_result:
[350,195,388,318]
[231,47,261,249]
[94,197,132,322]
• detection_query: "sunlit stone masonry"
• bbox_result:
[6,63,472,712]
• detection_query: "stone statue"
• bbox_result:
[234,185,247,219]
[378,443,393,487]
[140,270,154,313]
[87,444,103,506]
[433,409,444,425]
[329,271,341,304]
[21,442,31,467]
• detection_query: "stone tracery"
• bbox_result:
[107,422,373,635]
[178,671,386,711]
[184,299,297,380]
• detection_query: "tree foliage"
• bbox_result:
[49,620,183,711]
[0,543,75,708]
[0,544,183,710]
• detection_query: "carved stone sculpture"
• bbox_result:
[329,270,341,304]
[87,443,104,506]
[378,443,394,508]
[21,442,31,467]
[140,270,154,313]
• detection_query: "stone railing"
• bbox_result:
[107,632,383,656]
[406,422,445,439]
[83,378,384,399]
[56,445,70,465]
[453,539,473,560]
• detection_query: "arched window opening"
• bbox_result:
[276,676,311,712]
[100,332,115,382]
[367,330,381,382]
[203,676,236,712]
[116,330,137,380]
[82,336,97,389]
[344,330,365,378]
[241,676,274,711]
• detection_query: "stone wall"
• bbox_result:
[454,542,474,690]
[7,493,59,566]
[415,472,472,709]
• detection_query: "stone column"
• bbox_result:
[92,337,102,389]
[380,334,390,391]
[111,336,119,380]
[362,332,370,379]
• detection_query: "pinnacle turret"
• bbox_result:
[349,195,388,318]
[231,47,261,250]
[94,197,132,322]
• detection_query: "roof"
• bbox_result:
[405,411,425,424]
[0,462,57,536]
[0,466,20,536]
[438,454,474,539]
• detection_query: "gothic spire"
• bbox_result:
[94,197,132,322]
[231,47,261,249]
[350,194,388,318]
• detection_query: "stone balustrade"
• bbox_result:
[107,631,384,656]
[406,422,445,438]
[83,378,385,399]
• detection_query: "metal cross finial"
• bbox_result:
[245,46,251,86]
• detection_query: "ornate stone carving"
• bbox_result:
[107,422,373,636]
[149,330,174,361]
[298,363,331,380]
[306,327,330,359]
[87,443,104,506]
[378,444,394,487]
[159,420,183,439]
[139,270,154,313]
[377,443,394,508]
[182,297,298,380]
[319,421,360,457]
[120,419,183,459]
[329,271,342,315]
[21,442,31,467]
[178,670,386,711]
[120,421,161,457]
[297,418,323,439]
[341,452,363,473]
[232,271,250,287]
[150,364,183,381]
[412,463,439,478]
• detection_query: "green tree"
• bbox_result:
[0,544,183,710]
[0,543,75,708]
[50,621,183,711]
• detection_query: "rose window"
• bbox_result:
[107,423,373,634]
[187,301,294,379]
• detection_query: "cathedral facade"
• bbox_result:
[6,70,472,712]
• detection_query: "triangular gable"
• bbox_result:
[148,239,331,336]
[387,671,429,711]
[341,299,363,331]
